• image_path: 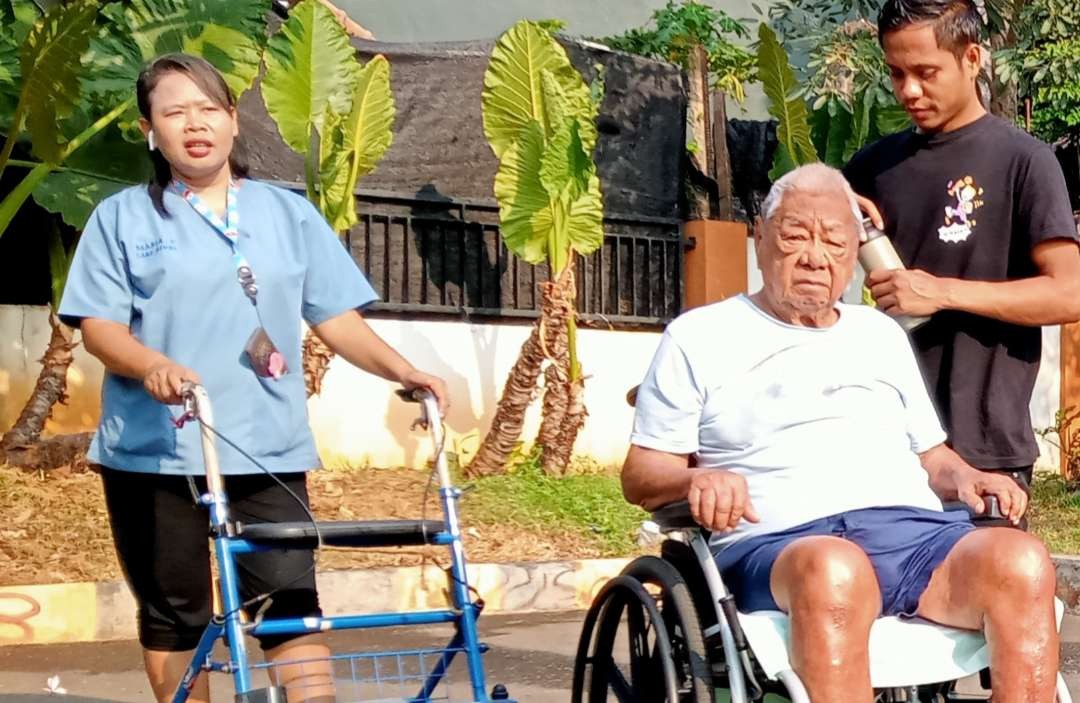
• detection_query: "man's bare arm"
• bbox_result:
[621,445,694,510]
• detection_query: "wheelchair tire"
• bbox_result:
[616,555,713,703]
[570,557,712,699]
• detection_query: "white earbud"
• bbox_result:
[147,130,157,152]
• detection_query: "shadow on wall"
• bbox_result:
[380,320,503,470]
[374,183,514,468]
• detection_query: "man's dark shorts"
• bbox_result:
[716,506,974,616]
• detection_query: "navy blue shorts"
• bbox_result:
[716,506,974,617]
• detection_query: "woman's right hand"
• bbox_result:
[143,362,201,405]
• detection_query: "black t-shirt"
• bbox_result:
[844,114,1077,469]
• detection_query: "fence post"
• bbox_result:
[682,220,748,311]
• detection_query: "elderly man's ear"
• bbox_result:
[752,215,765,247]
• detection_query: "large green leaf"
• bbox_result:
[30,119,150,229]
[494,120,554,264]
[83,0,268,129]
[319,54,395,232]
[317,105,348,222]
[0,24,20,132]
[18,0,98,163]
[262,0,357,154]
[842,90,874,162]
[810,98,852,168]
[481,20,596,159]
[342,55,394,189]
[534,172,604,258]
[539,118,591,201]
[7,0,41,46]
[33,170,133,231]
[494,119,604,266]
[757,23,818,180]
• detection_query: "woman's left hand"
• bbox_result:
[401,369,450,417]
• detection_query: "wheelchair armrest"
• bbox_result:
[651,500,701,531]
[943,494,1003,520]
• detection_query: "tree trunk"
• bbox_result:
[546,375,587,475]
[468,267,575,477]
[303,330,335,397]
[1,313,78,458]
[548,266,591,475]
[466,321,546,477]
[4,433,94,472]
[685,43,714,221]
[711,89,735,221]
[537,268,574,475]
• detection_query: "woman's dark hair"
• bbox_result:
[136,53,250,217]
[878,0,982,58]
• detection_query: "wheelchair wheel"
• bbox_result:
[572,556,712,703]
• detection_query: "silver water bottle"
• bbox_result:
[857,218,930,333]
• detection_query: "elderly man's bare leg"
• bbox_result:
[917,528,1059,703]
[770,536,882,702]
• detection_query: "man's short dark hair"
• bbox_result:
[878,0,983,56]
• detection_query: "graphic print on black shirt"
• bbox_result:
[844,114,1077,469]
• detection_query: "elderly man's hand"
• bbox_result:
[952,468,1029,525]
[867,268,951,318]
[687,469,760,532]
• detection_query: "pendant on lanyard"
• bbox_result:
[169,179,288,379]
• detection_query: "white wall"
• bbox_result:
[0,303,1062,472]
[307,318,660,468]
[0,307,659,469]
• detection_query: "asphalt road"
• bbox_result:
[0,611,1076,702]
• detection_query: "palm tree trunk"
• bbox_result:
[1,312,77,454]
[303,330,335,397]
[466,321,547,477]
[468,267,574,477]
[546,375,587,475]
[538,266,587,475]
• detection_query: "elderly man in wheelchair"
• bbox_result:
[606,163,1064,703]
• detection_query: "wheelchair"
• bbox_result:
[572,498,1071,703]
[172,383,511,703]
[572,388,1072,703]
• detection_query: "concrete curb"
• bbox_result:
[0,558,630,647]
[2,555,1078,647]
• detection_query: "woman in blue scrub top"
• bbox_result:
[59,54,447,703]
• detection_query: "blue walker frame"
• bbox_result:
[172,383,501,703]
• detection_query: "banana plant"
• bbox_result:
[0,0,269,461]
[261,0,396,395]
[469,20,605,476]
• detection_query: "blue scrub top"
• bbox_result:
[59,180,379,475]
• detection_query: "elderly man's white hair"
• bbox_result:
[760,163,864,235]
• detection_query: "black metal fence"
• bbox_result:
[340,189,684,328]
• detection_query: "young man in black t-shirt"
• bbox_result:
[844,0,1080,499]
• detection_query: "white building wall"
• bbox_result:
[0,301,1062,472]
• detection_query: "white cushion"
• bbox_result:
[736,598,1065,688]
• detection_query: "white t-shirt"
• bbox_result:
[631,294,946,551]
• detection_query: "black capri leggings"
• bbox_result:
[100,466,321,651]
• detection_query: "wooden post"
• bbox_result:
[683,220,748,310]
[686,44,712,219]
[711,89,735,221]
